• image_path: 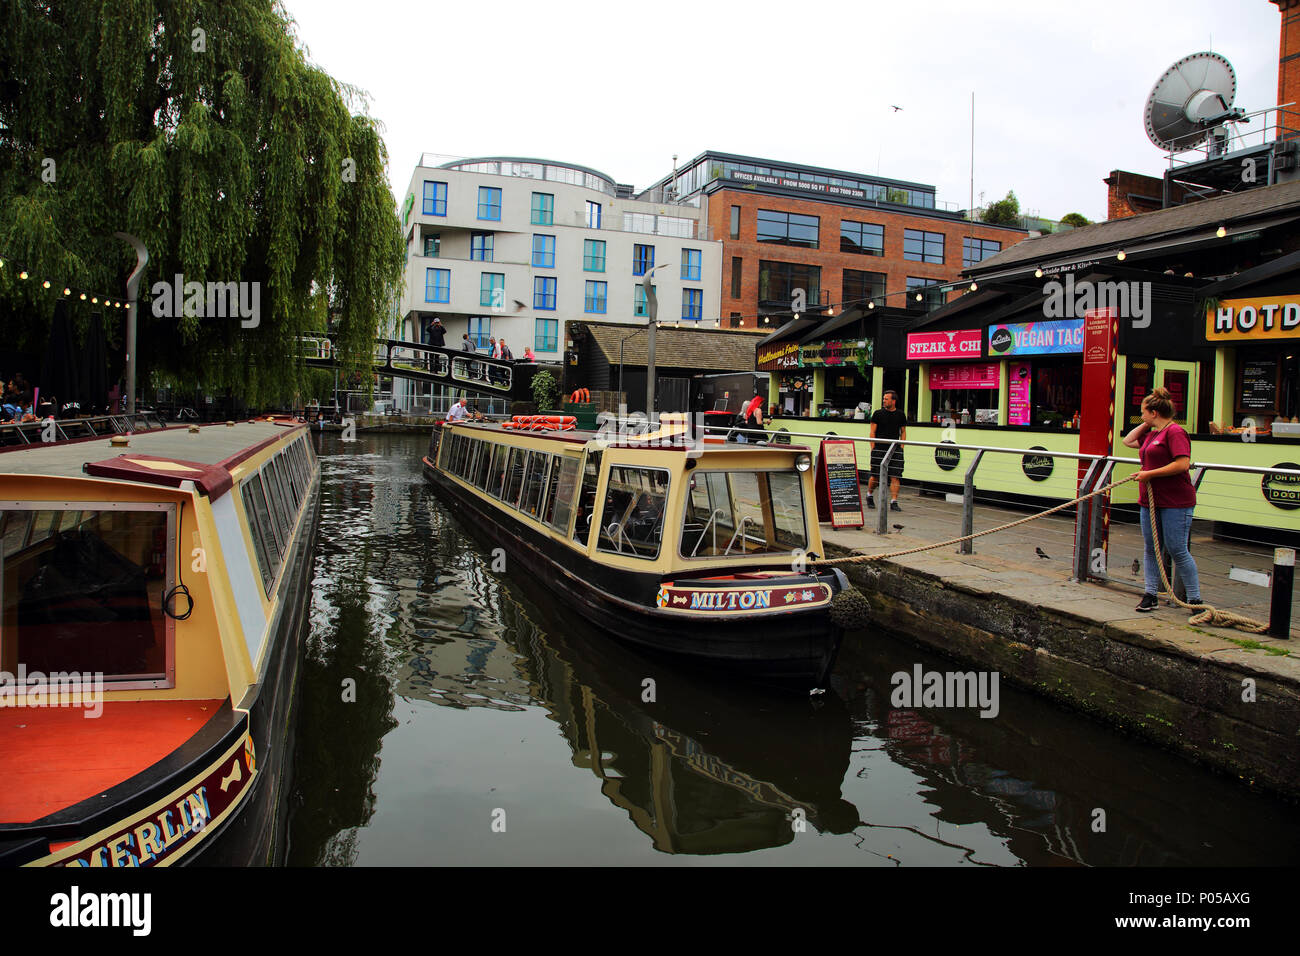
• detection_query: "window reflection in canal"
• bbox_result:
[287,434,1300,866]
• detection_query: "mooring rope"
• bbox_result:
[814,472,1273,635]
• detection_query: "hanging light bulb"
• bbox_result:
[969,282,978,291]
[42,280,50,289]
[1116,251,1126,261]
[19,271,29,280]
[80,293,87,300]
[63,287,70,295]
[1216,225,1226,238]
[828,305,834,316]
[793,312,800,320]
[91,296,98,303]
[1034,268,1043,278]
[867,301,875,309]
[915,292,923,301]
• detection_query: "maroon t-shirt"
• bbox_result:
[1138,422,1196,508]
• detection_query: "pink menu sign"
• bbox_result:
[906,329,983,360]
[929,362,1000,389]
[1008,361,1031,425]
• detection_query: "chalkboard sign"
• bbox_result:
[1240,359,1278,412]
[816,439,864,528]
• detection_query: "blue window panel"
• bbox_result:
[480,273,504,309]
[634,284,656,317]
[583,239,606,272]
[469,316,491,350]
[681,248,701,281]
[531,192,554,225]
[422,181,447,216]
[425,268,450,303]
[532,234,556,268]
[633,244,655,276]
[471,232,494,261]
[477,186,502,221]
[584,281,607,314]
[682,288,702,320]
[586,201,602,229]
[534,276,556,311]
[424,235,440,257]
[535,318,558,353]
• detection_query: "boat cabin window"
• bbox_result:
[680,470,809,559]
[546,454,581,534]
[503,447,527,507]
[598,467,670,559]
[487,444,510,499]
[0,506,172,684]
[521,452,550,518]
[472,438,493,489]
[571,451,602,545]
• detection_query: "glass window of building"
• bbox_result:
[423,235,440,258]
[469,316,491,350]
[962,237,1002,267]
[624,212,655,234]
[682,288,702,321]
[843,270,885,306]
[729,312,742,328]
[586,201,602,229]
[422,181,447,216]
[535,318,558,352]
[425,268,450,304]
[634,284,657,317]
[681,248,701,281]
[470,232,493,261]
[730,205,740,239]
[633,244,655,276]
[534,276,556,310]
[657,216,693,238]
[532,234,556,268]
[758,261,820,304]
[584,280,607,314]
[584,239,606,272]
[906,276,945,311]
[756,209,819,249]
[840,220,884,256]
[731,257,742,299]
[903,229,944,264]
[477,186,501,221]
[480,273,504,310]
[531,192,554,225]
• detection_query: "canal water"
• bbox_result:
[286,433,1300,866]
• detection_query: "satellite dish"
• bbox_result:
[1144,51,1246,153]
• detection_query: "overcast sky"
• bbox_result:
[280,0,1282,223]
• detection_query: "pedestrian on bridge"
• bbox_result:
[461,334,476,352]
[426,317,445,347]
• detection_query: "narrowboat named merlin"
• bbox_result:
[0,418,319,866]
[422,414,861,684]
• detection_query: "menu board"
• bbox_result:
[929,362,1000,389]
[1126,360,1152,426]
[1009,361,1032,425]
[816,440,864,528]
[1240,359,1279,411]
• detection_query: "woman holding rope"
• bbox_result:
[1122,386,1203,613]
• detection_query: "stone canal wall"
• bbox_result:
[836,551,1300,800]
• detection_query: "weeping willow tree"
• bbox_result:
[0,0,404,406]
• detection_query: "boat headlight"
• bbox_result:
[795,454,812,472]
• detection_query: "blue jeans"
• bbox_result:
[1140,506,1201,600]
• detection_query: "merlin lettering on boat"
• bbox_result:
[654,584,831,613]
[29,731,257,868]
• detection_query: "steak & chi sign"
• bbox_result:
[906,329,982,360]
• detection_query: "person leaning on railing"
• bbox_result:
[1122,386,1202,613]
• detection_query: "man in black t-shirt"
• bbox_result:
[868,389,907,511]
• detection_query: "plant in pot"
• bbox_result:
[531,370,560,413]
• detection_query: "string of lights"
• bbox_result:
[0,253,129,310]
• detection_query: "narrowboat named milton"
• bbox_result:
[0,419,319,866]
[422,414,858,684]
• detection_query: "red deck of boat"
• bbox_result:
[0,699,224,824]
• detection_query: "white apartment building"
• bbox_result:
[397,155,724,364]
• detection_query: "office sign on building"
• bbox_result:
[906,329,982,360]
[730,170,867,200]
[1205,296,1300,341]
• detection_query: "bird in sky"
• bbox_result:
[890,105,903,112]
[512,299,527,312]
[1035,547,1050,560]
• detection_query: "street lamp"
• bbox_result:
[642,262,670,420]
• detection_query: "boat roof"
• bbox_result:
[0,420,306,497]
[446,421,812,452]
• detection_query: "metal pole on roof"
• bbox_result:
[643,264,668,421]
[114,232,148,415]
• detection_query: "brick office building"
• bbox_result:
[640,151,1028,330]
